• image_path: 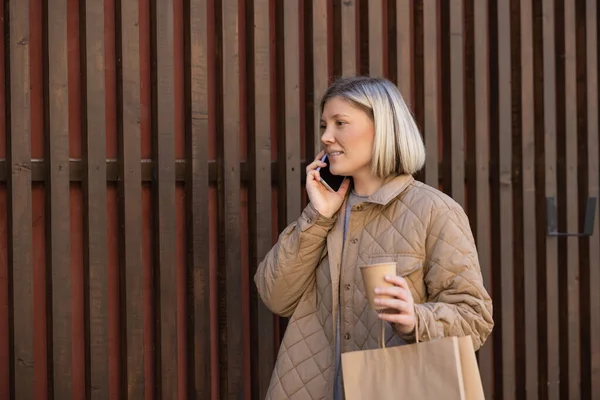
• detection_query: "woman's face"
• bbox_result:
[320,96,375,178]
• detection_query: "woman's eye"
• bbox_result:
[319,125,326,130]
[336,121,346,127]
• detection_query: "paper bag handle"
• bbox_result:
[378,306,432,349]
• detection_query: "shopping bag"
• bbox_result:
[341,314,485,400]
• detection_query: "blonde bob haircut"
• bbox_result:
[320,76,426,178]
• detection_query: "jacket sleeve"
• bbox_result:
[254,203,336,318]
[399,205,494,350]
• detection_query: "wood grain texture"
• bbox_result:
[155,0,178,397]
[396,0,412,107]
[369,0,384,77]
[473,1,494,397]
[542,0,560,398]
[47,0,72,397]
[284,0,302,225]
[8,0,34,397]
[84,0,109,397]
[250,0,275,397]
[449,0,465,207]
[497,1,515,398]
[222,0,243,396]
[189,0,211,397]
[564,1,580,397]
[120,0,144,397]
[520,0,539,397]
[341,0,357,77]
[423,0,439,187]
[586,2,600,397]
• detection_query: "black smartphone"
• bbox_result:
[316,154,347,192]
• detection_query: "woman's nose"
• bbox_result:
[321,128,334,145]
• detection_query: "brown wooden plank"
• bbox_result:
[586,2,600,397]
[0,0,7,395]
[423,0,439,187]
[473,1,494,397]
[542,0,560,398]
[189,0,211,397]
[221,0,243,396]
[155,0,178,397]
[313,0,330,153]
[284,0,301,225]
[450,0,465,206]
[497,1,515,398]
[396,0,412,108]
[250,0,274,397]
[8,0,34,397]
[341,0,357,76]
[564,1,581,398]
[84,0,109,397]
[520,0,539,397]
[369,0,384,77]
[47,0,72,397]
[119,0,144,397]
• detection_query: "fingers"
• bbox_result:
[375,285,411,302]
[306,150,326,174]
[378,311,414,327]
[384,275,410,291]
[306,169,321,184]
[374,297,412,313]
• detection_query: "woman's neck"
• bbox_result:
[351,170,386,197]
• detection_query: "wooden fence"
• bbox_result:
[0,0,598,399]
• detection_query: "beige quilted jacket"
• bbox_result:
[255,174,494,399]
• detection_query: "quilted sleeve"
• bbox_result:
[399,206,494,350]
[254,202,336,318]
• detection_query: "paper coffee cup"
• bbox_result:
[360,262,397,311]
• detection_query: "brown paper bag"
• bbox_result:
[341,318,485,400]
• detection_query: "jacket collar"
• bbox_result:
[350,174,414,205]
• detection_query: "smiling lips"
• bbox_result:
[328,151,344,160]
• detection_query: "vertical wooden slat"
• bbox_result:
[173,0,188,395]
[341,0,357,77]
[120,0,144,397]
[155,0,178,396]
[564,1,580,397]
[284,0,301,225]
[222,0,243,396]
[8,0,34,397]
[498,1,515,398]
[0,0,8,395]
[189,0,211,397]
[313,0,331,153]
[84,0,108,397]
[449,0,464,206]
[369,0,384,77]
[473,1,494,397]
[397,0,412,107]
[250,0,274,397]
[520,0,539,397]
[47,0,72,397]
[542,0,560,397]
[586,0,600,397]
[423,0,439,187]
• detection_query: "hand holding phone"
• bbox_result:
[305,151,350,218]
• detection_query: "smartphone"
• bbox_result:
[316,154,347,192]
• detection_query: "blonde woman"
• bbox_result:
[255,76,493,400]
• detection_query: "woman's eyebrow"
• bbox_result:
[320,113,350,122]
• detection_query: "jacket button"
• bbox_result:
[356,205,363,211]
[350,238,358,244]
[345,284,351,291]
[306,218,312,223]
[344,333,351,340]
